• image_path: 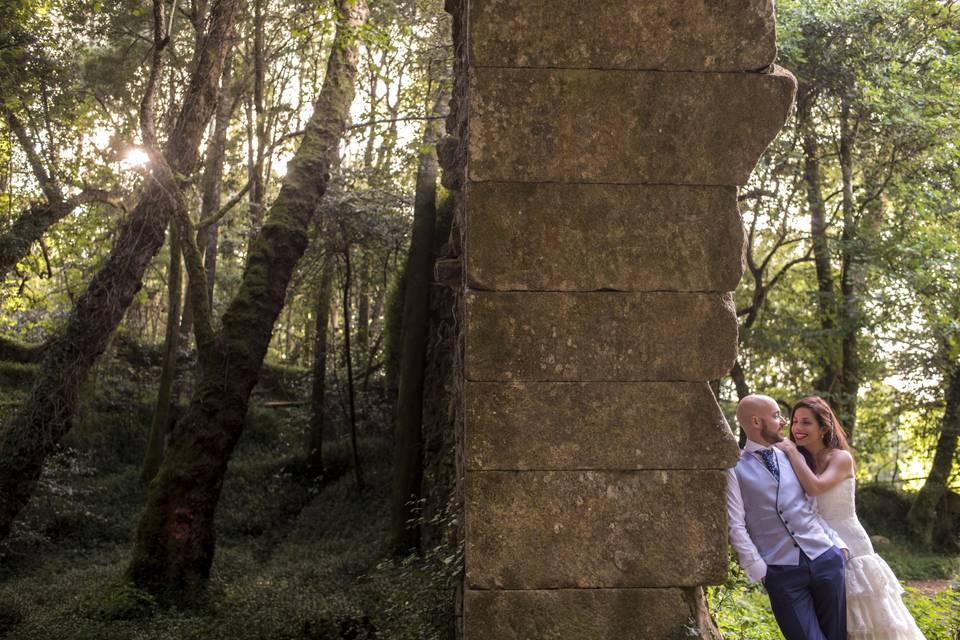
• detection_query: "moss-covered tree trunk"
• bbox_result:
[127,0,368,596]
[907,359,960,548]
[307,246,335,474]
[391,107,443,552]
[419,190,456,551]
[173,53,236,407]
[0,0,240,541]
[142,227,184,483]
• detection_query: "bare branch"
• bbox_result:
[74,187,128,213]
[737,189,778,202]
[195,178,252,229]
[767,248,815,291]
[759,235,808,275]
[859,144,903,216]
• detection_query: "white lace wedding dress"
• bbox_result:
[816,476,926,640]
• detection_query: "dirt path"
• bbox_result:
[905,579,955,596]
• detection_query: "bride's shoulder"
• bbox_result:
[825,449,855,474]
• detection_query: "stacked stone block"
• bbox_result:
[457,1,796,636]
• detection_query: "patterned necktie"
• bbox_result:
[758,448,780,481]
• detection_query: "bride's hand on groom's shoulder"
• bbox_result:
[773,440,798,455]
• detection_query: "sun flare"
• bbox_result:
[121,147,150,169]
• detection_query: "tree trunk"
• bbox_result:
[342,243,364,491]
[307,246,335,474]
[361,271,386,393]
[798,90,839,400]
[356,259,370,369]
[173,52,235,411]
[0,0,240,541]
[729,360,751,447]
[837,96,860,437]
[126,0,367,595]
[907,359,960,548]
[248,0,267,235]
[142,227,184,482]
[198,52,236,308]
[391,108,442,553]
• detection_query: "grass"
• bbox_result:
[0,406,456,640]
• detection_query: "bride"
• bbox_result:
[774,395,926,640]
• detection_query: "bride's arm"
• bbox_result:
[774,441,854,497]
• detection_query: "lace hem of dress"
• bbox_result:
[846,552,903,599]
[846,553,926,639]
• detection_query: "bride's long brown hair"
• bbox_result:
[789,396,852,472]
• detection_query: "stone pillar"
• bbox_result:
[444,1,796,637]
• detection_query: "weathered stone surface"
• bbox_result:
[467,66,796,185]
[464,588,708,640]
[465,183,743,291]
[465,381,739,470]
[465,470,729,588]
[469,0,776,72]
[464,291,737,382]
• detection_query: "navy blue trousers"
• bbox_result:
[764,546,846,640]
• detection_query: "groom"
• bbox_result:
[726,394,848,640]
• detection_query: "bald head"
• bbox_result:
[736,394,785,445]
[736,394,775,427]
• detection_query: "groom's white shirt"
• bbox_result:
[726,439,847,583]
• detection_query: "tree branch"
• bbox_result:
[170,207,218,366]
[270,115,447,149]
[767,248,815,291]
[140,0,171,154]
[2,107,61,202]
[738,188,778,202]
[195,178,251,229]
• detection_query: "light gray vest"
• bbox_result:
[734,447,836,566]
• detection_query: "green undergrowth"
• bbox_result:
[0,404,456,640]
[882,541,960,581]
[709,542,960,639]
[711,482,960,638]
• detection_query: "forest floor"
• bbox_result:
[907,579,956,597]
[0,399,957,639]
[0,405,455,640]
